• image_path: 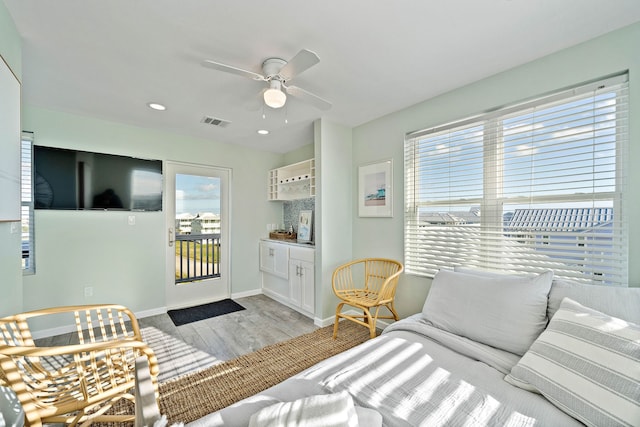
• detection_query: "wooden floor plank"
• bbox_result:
[35,295,319,382]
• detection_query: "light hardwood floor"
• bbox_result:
[36,295,319,382]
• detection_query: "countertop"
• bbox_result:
[261,238,315,248]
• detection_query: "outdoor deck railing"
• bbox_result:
[175,233,221,283]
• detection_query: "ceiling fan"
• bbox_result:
[202,49,331,111]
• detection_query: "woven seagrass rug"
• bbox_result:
[102,321,370,425]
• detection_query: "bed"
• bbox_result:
[186,269,640,427]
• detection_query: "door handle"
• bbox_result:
[168,227,174,247]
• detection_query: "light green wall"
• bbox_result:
[315,119,353,321]
[352,22,640,318]
[0,0,21,79]
[0,1,23,317]
[4,2,639,327]
[21,106,283,321]
[283,143,314,165]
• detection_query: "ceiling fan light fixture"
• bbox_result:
[264,87,287,109]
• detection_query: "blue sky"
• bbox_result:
[175,174,220,215]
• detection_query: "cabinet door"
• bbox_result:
[259,242,289,279]
[259,242,275,273]
[299,260,315,314]
[272,244,289,279]
[289,261,302,307]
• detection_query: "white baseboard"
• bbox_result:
[231,289,262,299]
[136,306,167,319]
[30,296,395,339]
[315,310,394,330]
[31,306,169,340]
[31,324,77,340]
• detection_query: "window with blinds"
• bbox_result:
[21,132,35,273]
[404,74,629,286]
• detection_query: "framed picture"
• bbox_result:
[297,210,313,242]
[358,159,392,217]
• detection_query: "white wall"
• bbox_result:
[21,106,284,323]
[0,0,23,317]
[352,22,640,318]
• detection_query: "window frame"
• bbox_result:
[404,74,628,286]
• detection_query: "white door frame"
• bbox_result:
[165,161,231,309]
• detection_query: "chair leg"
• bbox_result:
[388,302,400,321]
[363,308,376,339]
[333,302,345,339]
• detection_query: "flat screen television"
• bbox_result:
[33,146,163,211]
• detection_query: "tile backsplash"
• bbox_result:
[284,198,315,241]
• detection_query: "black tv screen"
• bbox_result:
[33,146,163,211]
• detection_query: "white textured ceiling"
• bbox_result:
[5,1,640,153]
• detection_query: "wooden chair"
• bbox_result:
[0,304,159,427]
[332,258,404,339]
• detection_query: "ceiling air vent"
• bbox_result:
[201,116,231,128]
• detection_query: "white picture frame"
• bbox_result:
[358,159,392,217]
[297,210,313,242]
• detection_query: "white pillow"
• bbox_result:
[505,298,640,427]
[248,391,359,427]
[422,269,553,355]
[548,278,640,324]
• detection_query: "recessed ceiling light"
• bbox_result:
[147,102,166,111]
[257,129,269,135]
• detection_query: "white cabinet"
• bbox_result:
[289,247,315,315]
[268,159,315,201]
[260,241,315,317]
[259,241,289,279]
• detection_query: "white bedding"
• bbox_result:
[187,318,584,427]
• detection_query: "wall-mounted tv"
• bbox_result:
[33,146,163,211]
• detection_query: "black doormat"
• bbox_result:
[168,299,245,326]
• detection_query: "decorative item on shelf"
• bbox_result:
[269,230,297,241]
[297,210,313,243]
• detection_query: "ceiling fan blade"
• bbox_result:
[201,60,265,81]
[278,49,320,81]
[285,85,332,111]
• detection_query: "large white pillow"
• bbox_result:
[505,298,640,427]
[548,278,640,324]
[422,269,554,355]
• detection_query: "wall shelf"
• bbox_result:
[268,158,315,201]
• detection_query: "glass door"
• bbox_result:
[165,161,230,309]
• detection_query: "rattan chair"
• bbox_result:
[0,304,159,427]
[332,258,404,339]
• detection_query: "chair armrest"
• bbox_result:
[1,339,159,389]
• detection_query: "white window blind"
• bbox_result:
[21,132,35,273]
[405,74,629,286]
